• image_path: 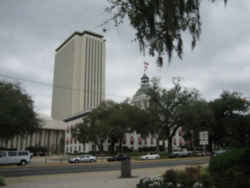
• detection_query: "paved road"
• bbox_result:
[0,158,209,177]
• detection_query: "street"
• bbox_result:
[0,157,209,177]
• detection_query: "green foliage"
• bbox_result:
[72,100,148,153]
[199,173,213,188]
[72,100,116,152]
[209,91,250,148]
[0,81,41,140]
[163,169,178,184]
[180,100,214,150]
[105,0,227,63]
[0,176,5,186]
[209,148,249,174]
[138,167,210,188]
[26,146,48,156]
[137,176,164,188]
[145,79,200,153]
[209,148,250,188]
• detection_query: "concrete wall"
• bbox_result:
[0,129,65,154]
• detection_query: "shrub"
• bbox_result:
[200,174,213,188]
[209,148,250,188]
[163,169,178,185]
[26,146,48,156]
[209,148,247,173]
[137,177,164,188]
[138,147,157,152]
[0,176,6,186]
[185,167,200,180]
[138,167,214,188]
[163,168,201,188]
[176,170,192,187]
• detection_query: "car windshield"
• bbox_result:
[80,155,88,158]
[0,151,6,157]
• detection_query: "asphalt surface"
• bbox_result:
[0,158,209,177]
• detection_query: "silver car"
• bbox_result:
[0,150,32,166]
[68,154,96,163]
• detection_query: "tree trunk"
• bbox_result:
[162,139,166,151]
[119,139,123,153]
[156,138,160,152]
[168,137,173,154]
[208,136,213,153]
[100,143,104,153]
[97,142,104,153]
[110,141,115,154]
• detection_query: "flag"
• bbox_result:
[144,61,149,72]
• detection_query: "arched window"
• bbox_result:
[138,137,142,145]
[179,128,182,136]
[130,136,134,145]
[179,139,183,146]
[151,138,154,145]
[173,138,176,145]
[123,137,127,144]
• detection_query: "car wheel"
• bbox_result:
[90,159,95,162]
[20,160,27,166]
[75,160,80,163]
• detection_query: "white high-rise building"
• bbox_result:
[51,31,106,120]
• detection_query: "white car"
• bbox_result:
[0,150,32,166]
[140,153,160,160]
[68,155,96,163]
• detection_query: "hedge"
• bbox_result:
[0,176,5,186]
[209,148,250,188]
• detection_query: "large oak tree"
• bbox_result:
[72,100,147,153]
[0,81,41,140]
[145,79,200,153]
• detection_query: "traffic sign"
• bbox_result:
[199,131,208,140]
[200,140,208,145]
[199,131,208,145]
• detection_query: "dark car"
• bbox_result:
[107,154,130,162]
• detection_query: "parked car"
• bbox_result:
[68,155,96,163]
[0,150,32,166]
[140,153,160,160]
[168,150,192,158]
[212,149,227,157]
[107,154,130,162]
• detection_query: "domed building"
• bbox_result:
[120,74,158,151]
[126,73,185,151]
[131,73,150,109]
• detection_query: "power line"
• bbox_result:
[0,73,130,100]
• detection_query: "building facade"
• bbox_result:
[0,115,66,154]
[51,31,106,120]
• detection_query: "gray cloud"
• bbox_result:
[1,0,250,117]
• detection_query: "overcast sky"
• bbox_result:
[1,0,250,117]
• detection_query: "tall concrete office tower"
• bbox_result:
[51,31,106,120]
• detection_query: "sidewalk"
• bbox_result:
[5,164,207,188]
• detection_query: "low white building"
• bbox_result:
[0,114,66,154]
